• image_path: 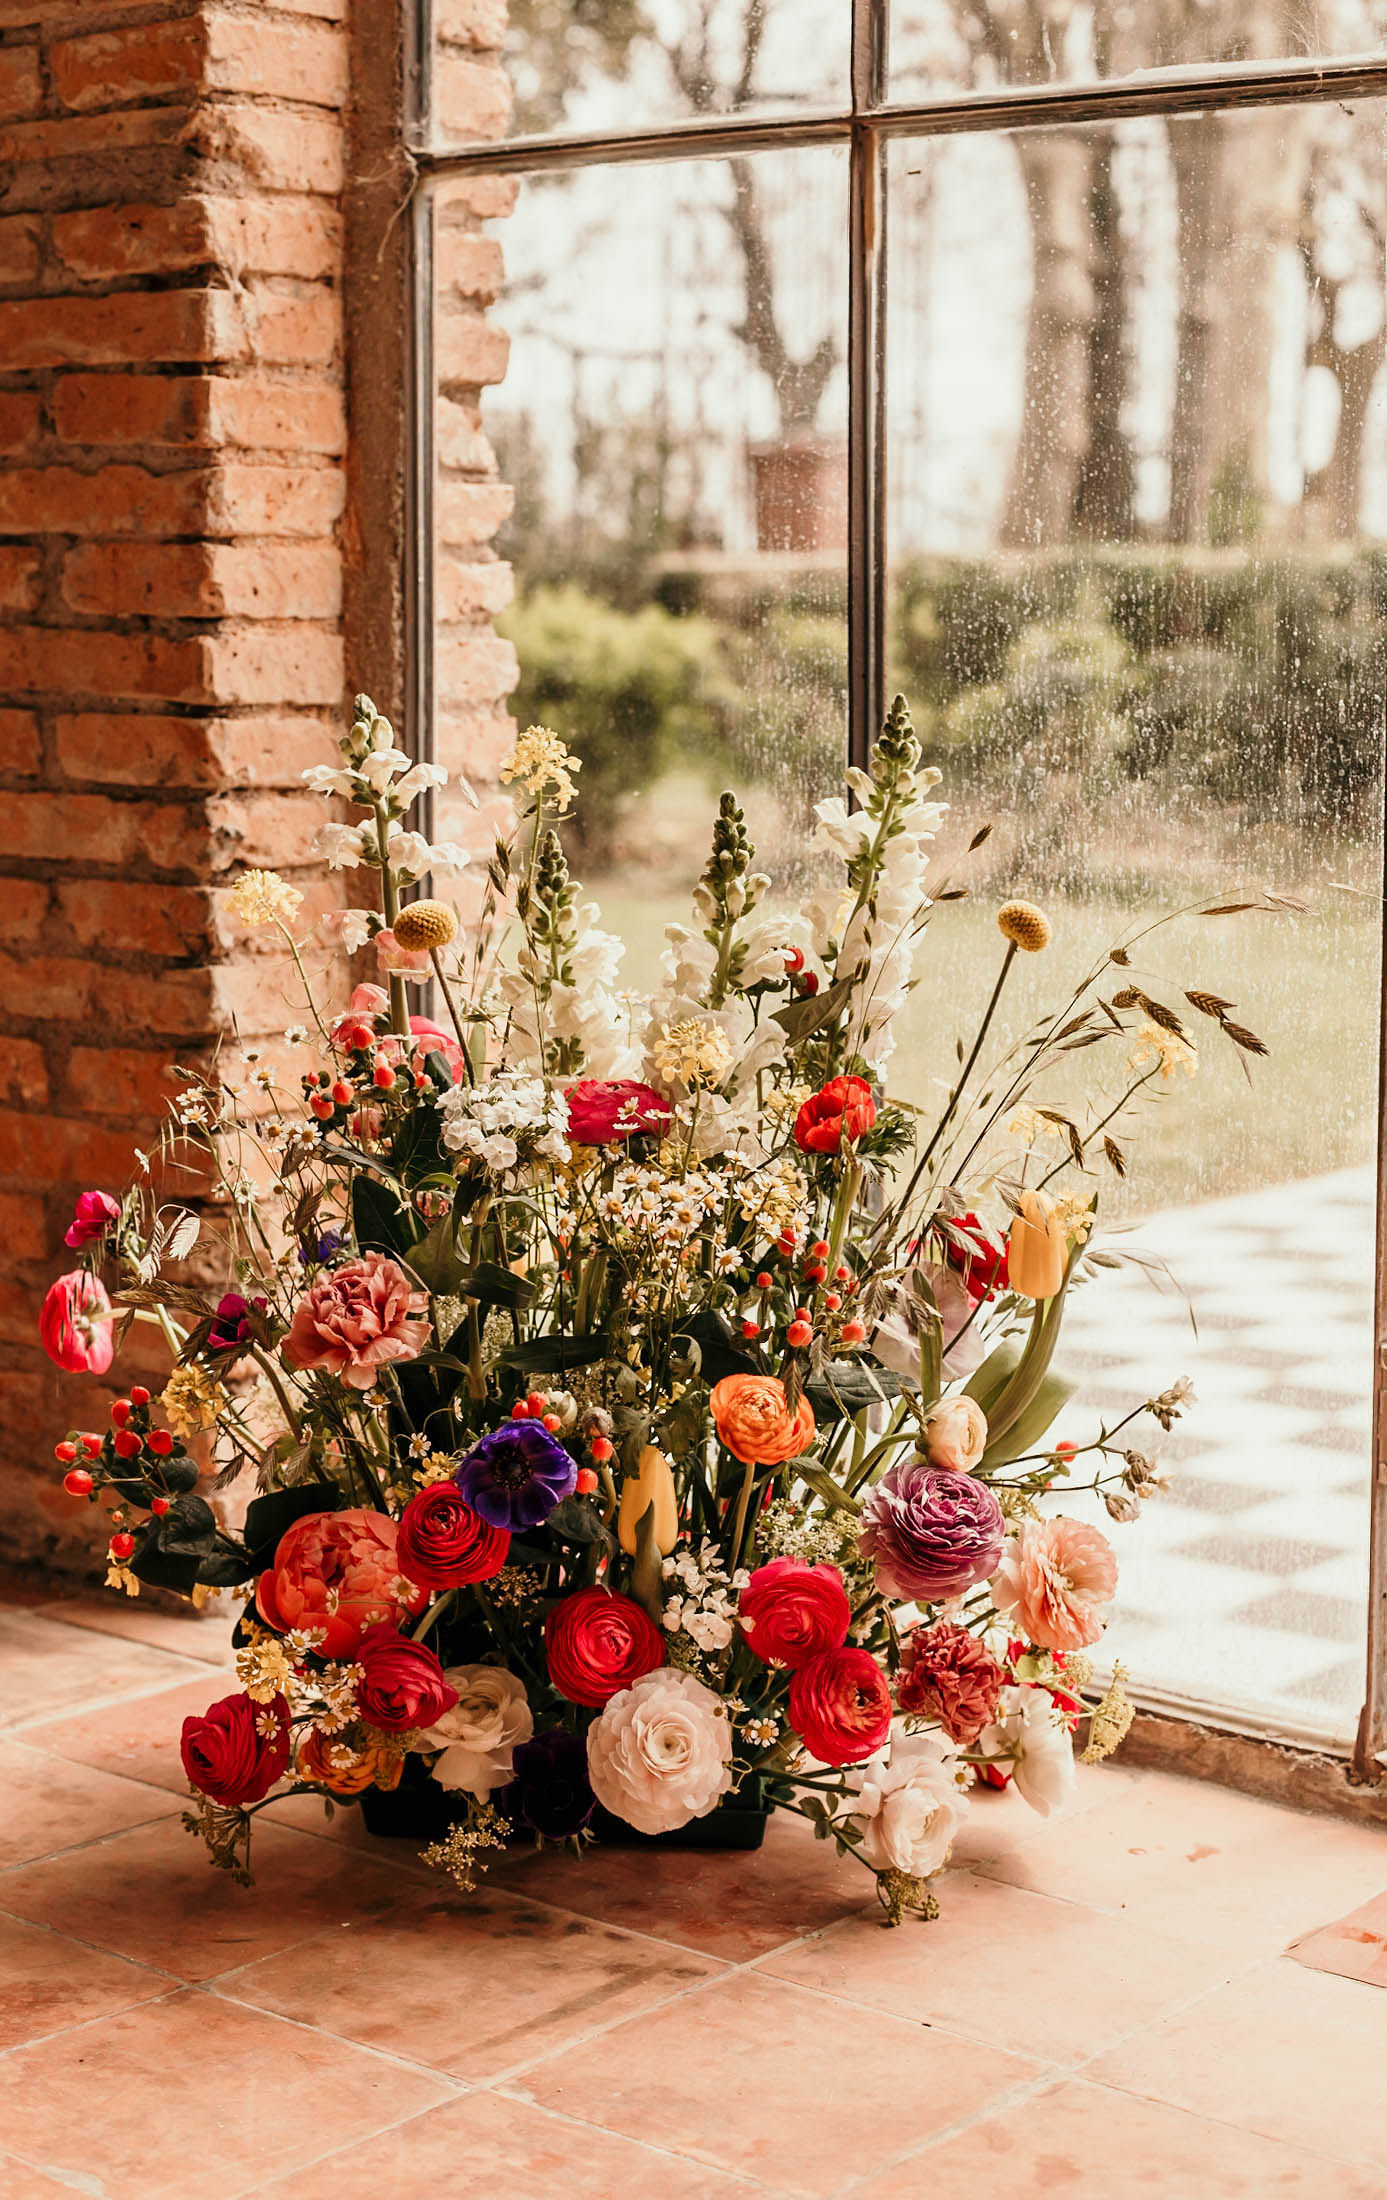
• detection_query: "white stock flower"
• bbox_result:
[851,1726,968,1877]
[419,1665,533,1799]
[314,822,369,870]
[302,763,357,798]
[357,745,413,793]
[586,1668,734,1835]
[813,796,874,858]
[979,1685,1077,1818]
[393,761,449,808]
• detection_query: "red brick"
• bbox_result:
[436,228,504,302]
[0,290,243,372]
[437,557,513,621]
[202,625,343,706]
[436,630,517,708]
[437,173,518,221]
[198,101,344,195]
[0,466,204,537]
[50,20,204,113]
[0,547,40,614]
[436,311,510,388]
[0,212,40,286]
[242,281,339,368]
[0,626,206,705]
[205,377,345,455]
[437,707,515,781]
[205,463,346,537]
[434,51,511,141]
[0,950,94,1025]
[0,1109,153,1186]
[56,878,214,960]
[50,200,213,282]
[437,397,495,473]
[437,477,513,547]
[61,541,341,620]
[64,1045,180,1120]
[0,45,40,121]
[435,0,508,47]
[0,390,41,455]
[217,197,340,280]
[54,710,337,789]
[205,14,349,107]
[0,875,47,946]
[206,789,328,870]
[0,1038,49,1108]
[0,1190,49,1261]
[53,373,345,455]
[0,709,41,779]
[0,790,210,874]
[0,105,188,177]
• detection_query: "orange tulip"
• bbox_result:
[1007,1191,1068,1301]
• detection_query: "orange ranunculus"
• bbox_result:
[1007,1190,1067,1300]
[296,1724,405,1797]
[710,1374,816,1467]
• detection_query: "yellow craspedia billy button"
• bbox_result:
[392,899,459,952]
[996,900,1052,952]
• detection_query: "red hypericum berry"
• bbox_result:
[804,1262,827,1284]
[412,1069,429,1090]
[149,1495,171,1516]
[590,1435,614,1463]
[784,947,804,974]
[108,1532,136,1561]
[62,1468,94,1497]
[80,1432,102,1456]
[541,1412,562,1433]
[786,1319,813,1349]
[741,1318,760,1339]
[810,1240,831,1260]
[147,1428,174,1457]
[54,1440,78,1464]
[824,1291,842,1311]
[129,1385,150,1407]
[330,1079,353,1107]
[310,1093,335,1120]
[110,1399,131,1427]
[793,1306,812,1323]
[755,1271,773,1292]
[800,971,819,996]
[574,1467,599,1496]
[841,1319,866,1344]
[526,1391,548,1416]
[512,1399,532,1418]
[373,1061,396,1090]
[834,1264,850,1283]
[113,1429,142,1460]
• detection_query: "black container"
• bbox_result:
[359,1759,769,1850]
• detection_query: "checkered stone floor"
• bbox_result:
[1054,1165,1374,1743]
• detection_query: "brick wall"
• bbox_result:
[0,0,517,1570]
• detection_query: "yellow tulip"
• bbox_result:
[1007,1190,1068,1301]
[617,1443,679,1556]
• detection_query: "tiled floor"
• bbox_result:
[4,1594,1387,2197]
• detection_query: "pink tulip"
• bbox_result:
[63,1190,120,1249]
[39,1270,115,1374]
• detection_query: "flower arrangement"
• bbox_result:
[39,692,1267,1921]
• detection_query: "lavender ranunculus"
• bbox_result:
[455,1417,577,1532]
[498,1730,595,1839]
[858,1457,1005,1602]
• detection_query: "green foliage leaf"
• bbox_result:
[351,1172,409,1258]
[242,1480,341,1568]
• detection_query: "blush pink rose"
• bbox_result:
[256,1507,425,1658]
[282,1252,430,1390]
[992,1516,1118,1653]
[39,1271,114,1374]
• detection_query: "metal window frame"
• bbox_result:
[404,5,1387,1777]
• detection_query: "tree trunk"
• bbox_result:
[1001,130,1097,547]
[1072,134,1136,540]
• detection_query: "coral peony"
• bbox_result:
[709,1374,815,1467]
[992,1515,1118,1653]
[256,1507,425,1659]
[793,1074,876,1155]
[180,1689,289,1806]
[39,1271,114,1374]
[355,1624,458,1733]
[546,1587,666,1708]
[858,1457,1004,1602]
[419,1664,533,1798]
[64,1190,120,1249]
[739,1557,850,1670]
[396,1483,509,1591]
[282,1252,430,1391]
[897,1621,1005,1745]
[852,1728,967,1877]
[455,1418,577,1531]
[564,1078,671,1144]
[498,1730,596,1838]
[921,1396,988,1474]
[586,1668,733,1835]
[788,1646,893,1766]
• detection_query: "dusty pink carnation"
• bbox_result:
[992,1516,1118,1653]
[256,1507,425,1659]
[282,1252,430,1391]
[897,1621,1004,1746]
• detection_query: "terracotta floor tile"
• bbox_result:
[516,1970,1045,2198]
[18,1673,241,1792]
[494,1809,867,1959]
[0,1912,169,2047]
[0,1739,177,1869]
[0,2157,94,2199]
[216,1884,721,2081]
[0,1989,452,2200]
[1288,1887,1387,1987]
[851,2076,1383,2199]
[257,1784,438,1870]
[34,1593,236,1667]
[247,2081,776,2200]
[0,1814,415,1982]
[1089,1957,1387,2169]
[762,1870,1252,2061]
[949,1761,1136,1869]
[973,1767,1387,1953]
[0,1610,201,1731]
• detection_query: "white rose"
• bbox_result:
[419,1665,533,1799]
[922,1396,988,1474]
[979,1684,1076,1818]
[852,1727,968,1877]
[586,1668,733,1835]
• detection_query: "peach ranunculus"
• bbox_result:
[992,1515,1118,1653]
[922,1396,988,1473]
[296,1724,405,1796]
[282,1252,430,1391]
[709,1374,815,1467]
[256,1507,426,1659]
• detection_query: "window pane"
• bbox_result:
[890,1,1387,101]
[432,146,850,994]
[886,102,1384,1740]
[428,0,849,148]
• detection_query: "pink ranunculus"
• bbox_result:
[564,1079,671,1145]
[405,1014,465,1084]
[282,1252,430,1391]
[256,1507,426,1658]
[375,928,432,978]
[992,1516,1118,1654]
[39,1271,114,1374]
[64,1190,120,1250]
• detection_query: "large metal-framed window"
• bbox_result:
[403,2,1387,1783]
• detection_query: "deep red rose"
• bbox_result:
[545,1586,666,1708]
[739,1558,851,1670]
[396,1483,510,1590]
[788,1646,893,1766]
[355,1624,458,1733]
[793,1075,876,1155]
[944,1212,1009,1304]
[564,1079,671,1145]
[180,1689,290,1806]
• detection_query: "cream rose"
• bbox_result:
[922,1396,988,1474]
[852,1727,968,1877]
[586,1668,733,1835]
[418,1664,533,1799]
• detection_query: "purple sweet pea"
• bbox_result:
[64,1190,120,1250]
[455,1417,577,1532]
[498,1730,595,1839]
[208,1292,267,1354]
[858,1457,1005,1602]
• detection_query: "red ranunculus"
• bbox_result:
[545,1586,666,1708]
[355,1624,458,1733]
[793,1075,876,1155]
[180,1690,290,1806]
[64,1190,120,1249]
[739,1558,851,1670]
[944,1211,1009,1304]
[39,1270,114,1374]
[564,1079,671,1145]
[396,1482,510,1591]
[788,1646,893,1766]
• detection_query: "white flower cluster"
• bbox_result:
[498,902,638,1079]
[313,817,470,884]
[662,1540,751,1652]
[438,1071,570,1178]
[813,762,947,1069]
[595,1162,722,1268]
[303,695,472,885]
